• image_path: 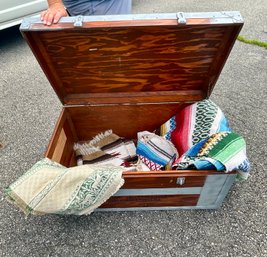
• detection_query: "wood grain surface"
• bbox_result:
[45,109,77,167]
[121,175,206,189]
[100,194,199,208]
[22,22,241,105]
[66,104,186,140]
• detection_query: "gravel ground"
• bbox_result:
[0,1,266,256]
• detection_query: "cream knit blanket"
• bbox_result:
[5,158,124,216]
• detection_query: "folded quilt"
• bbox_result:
[5,158,124,216]
[173,132,250,180]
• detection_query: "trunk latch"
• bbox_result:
[177,12,187,24]
[176,177,186,185]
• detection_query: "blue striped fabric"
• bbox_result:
[63,0,132,16]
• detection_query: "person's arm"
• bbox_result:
[41,0,68,25]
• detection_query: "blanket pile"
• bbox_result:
[160,100,250,180]
[5,99,251,216]
[73,100,250,179]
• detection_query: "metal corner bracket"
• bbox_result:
[20,19,31,30]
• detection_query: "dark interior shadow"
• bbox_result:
[0,25,24,49]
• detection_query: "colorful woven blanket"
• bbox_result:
[161,100,232,156]
[160,100,250,179]
[74,130,137,170]
[173,132,250,180]
[5,158,124,216]
[136,131,177,171]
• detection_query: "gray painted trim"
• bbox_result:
[197,174,228,207]
[96,175,236,212]
[20,11,243,30]
[96,206,218,212]
[114,187,202,196]
[197,174,236,208]
[214,174,236,207]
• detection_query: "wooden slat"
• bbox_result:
[59,125,76,167]
[51,129,67,163]
[45,108,78,166]
[29,17,232,31]
[100,194,199,208]
[31,19,179,30]
[121,176,206,189]
[64,90,205,105]
[68,104,186,140]
[21,21,242,105]
[122,170,225,176]
[204,25,243,96]
[45,109,67,159]
[21,32,67,103]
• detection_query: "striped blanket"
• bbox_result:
[136,131,177,171]
[74,130,137,170]
[161,99,232,156]
[173,132,250,180]
[160,100,250,179]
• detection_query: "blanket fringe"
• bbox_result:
[74,144,101,156]
[88,130,113,147]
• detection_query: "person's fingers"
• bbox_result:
[53,11,62,24]
[40,10,47,21]
[46,12,54,25]
[42,12,48,24]
[41,5,67,25]
[41,11,50,24]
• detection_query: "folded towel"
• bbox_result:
[5,158,124,216]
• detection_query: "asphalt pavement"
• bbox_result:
[0,0,266,256]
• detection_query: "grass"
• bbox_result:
[237,35,267,49]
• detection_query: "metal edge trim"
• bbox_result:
[214,174,236,207]
[20,11,243,30]
[114,187,202,196]
[196,174,228,206]
[96,206,219,212]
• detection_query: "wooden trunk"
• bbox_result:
[20,12,243,210]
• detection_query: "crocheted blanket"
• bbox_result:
[5,158,124,216]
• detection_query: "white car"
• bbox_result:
[0,0,47,30]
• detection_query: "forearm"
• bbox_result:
[47,0,64,6]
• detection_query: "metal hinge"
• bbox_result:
[74,15,84,27]
[176,12,187,24]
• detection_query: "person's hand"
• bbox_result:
[40,3,68,25]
